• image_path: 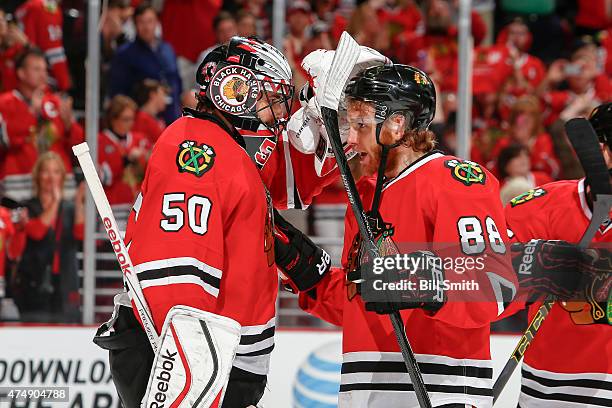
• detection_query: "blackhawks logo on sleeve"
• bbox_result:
[176,140,216,177]
[509,188,547,207]
[444,159,486,186]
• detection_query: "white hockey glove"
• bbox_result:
[286,47,391,176]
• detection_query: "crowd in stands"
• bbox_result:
[0,0,610,324]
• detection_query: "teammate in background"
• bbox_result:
[275,64,518,407]
[120,37,294,407]
[15,0,70,92]
[503,103,612,407]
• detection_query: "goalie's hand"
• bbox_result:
[358,251,446,315]
[512,239,582,300]
[273,210,331,292]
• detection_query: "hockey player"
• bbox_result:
[275,64,519,407]
[503,103,612,407]
[111,37,295,407]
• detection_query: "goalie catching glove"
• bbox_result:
[273,210,331,292]
[356,251,447,315]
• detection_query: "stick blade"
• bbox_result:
[565,118,612,196]
[318,31,360,111]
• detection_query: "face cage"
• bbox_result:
[251,78,294,134]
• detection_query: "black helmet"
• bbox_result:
[589,102,612,149]
[344,64,436,131]
[195,36,294,133]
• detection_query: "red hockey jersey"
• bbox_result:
[240,125,339,210]
[124,112,278,377]
[505,179,612,407]
[300,152,516,407]
[16,0,70,91]
[0,90,83,201]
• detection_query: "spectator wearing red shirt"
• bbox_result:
[575,0,612,36]
[489,95,561,179]
[284,1,313,92]
[160,0,222,92]
[496,143,553,189]
[0,205,15,299]
[99,95,149,207]
[541,43,611,125]
[16,0,71,92]
[0,48,83,202]
[196,11,237,72]
[132,79,167,145]
[347,1,390,56]
[0,8,28,92]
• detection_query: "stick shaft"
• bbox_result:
[72,142,160,351]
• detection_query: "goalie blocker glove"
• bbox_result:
[273,210,331,292]
[357,251,447,315]
[513,239,612,316]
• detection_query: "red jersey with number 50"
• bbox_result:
[300,151,516,407]
[504,179,612,408]
[124,113,278,377]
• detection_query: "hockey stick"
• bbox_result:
[318,32,432,408]
[72,142,160,352]
[492,118,612,403]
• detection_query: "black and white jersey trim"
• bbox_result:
[339,352,493,406]
[520,364,612,407]
[134,257,222,297]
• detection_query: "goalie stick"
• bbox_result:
[318,32,432,408]
[492,118,612,403]
[72,142,160,352]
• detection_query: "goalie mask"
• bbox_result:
[196,37,294,169]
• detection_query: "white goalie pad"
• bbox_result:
[286,46,390,176]
[141,306,241,408]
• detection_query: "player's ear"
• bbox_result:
[380,113,406,145]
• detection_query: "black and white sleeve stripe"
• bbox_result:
[233,317,276,375]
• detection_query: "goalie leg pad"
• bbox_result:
[142,306,241,408]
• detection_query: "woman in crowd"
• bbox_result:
[12,152,84,323]
[489,95,561,179]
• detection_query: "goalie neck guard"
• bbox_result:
[195,36,294,135]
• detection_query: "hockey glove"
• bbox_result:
[358,251,446,315]
[512,239,582,301]
[575,248,612,325]
[273,210,331,292]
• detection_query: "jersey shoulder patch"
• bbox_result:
[444,159,486,186]
[509,187,547,207]
[176,140,216,177]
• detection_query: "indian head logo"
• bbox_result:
[414,71,430,86]
[176,141,216,177]
[209,65,260,115]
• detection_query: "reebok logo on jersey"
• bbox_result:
[176,140,216,177]
[444,159,486,186]
[510,188,547,207]
[149,349,178,408]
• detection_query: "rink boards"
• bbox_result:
[0,326,520,407]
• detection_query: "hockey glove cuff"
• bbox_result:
[273,210,331,292]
